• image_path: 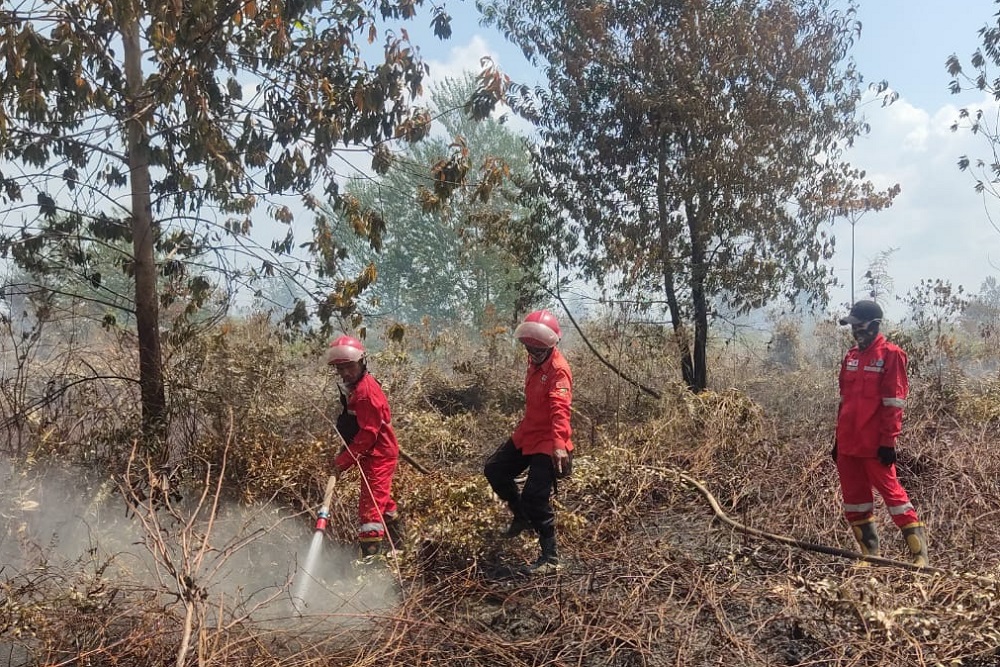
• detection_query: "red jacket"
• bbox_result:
[512,347,574,456]
[836,334,908,458]
[334,373,399,471]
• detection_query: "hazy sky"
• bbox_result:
[843,0,1000,318]
[407,0,1000,321]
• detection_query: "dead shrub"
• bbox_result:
[8,313,1000,666]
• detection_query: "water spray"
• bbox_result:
[293,474,339,611]
[292,438,430,611]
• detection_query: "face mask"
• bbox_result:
[851,320,880,349]
[525,346,552,365]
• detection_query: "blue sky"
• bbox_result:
[843,0,1000,317]
[406,0,1000,321]
[852,0,996,110]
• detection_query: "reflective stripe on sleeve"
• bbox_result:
[843,502,874,513]
[888,502,914,516]
[882,397,906,408]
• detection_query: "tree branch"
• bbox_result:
[546,286,662,400]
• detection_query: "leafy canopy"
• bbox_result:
[336,74,550,331]
[481,0,895,389]
[0,0,462,332]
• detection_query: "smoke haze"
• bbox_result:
[0,460,400,634]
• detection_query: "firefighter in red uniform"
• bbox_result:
[327,336,404,557]
[485,310,573,575]
[833,300,928,566]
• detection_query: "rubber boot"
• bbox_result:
[384,512,405,553]
[901,522,929,567]
[528,535,562,575]
[850,518,880,564]
[359,538,381,558]
[503,500,531,539]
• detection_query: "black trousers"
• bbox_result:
[484,439,571,539]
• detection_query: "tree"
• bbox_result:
[827,182,900,303]
[947,4,1000,223]
[900,278,969,392]
[861,247,898,304]
[1,223,212,336]
[0,0,477,443]
[961,276,1000,357]
[335,73,549,331]
[480,0,895,391]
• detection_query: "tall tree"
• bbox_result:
[481,0,895,391]
[336,73,550,331]
[0,0,472,442]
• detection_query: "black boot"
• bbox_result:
[850,518,881,560]
[359,538,381,558]
[503,500,531,538]
[384,512,406,553]
[528,535,562,575]
[901,522,929,567]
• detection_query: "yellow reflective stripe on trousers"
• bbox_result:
[882,397,906,408]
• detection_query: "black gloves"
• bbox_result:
[876,446,897,467]
[832,442,897,466]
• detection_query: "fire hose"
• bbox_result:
[312,431,430,532]
[399,448,431,475]
[651,465,1000,586]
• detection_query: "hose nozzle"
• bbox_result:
[315,506,330,532]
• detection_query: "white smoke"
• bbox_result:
[0,460,400,635]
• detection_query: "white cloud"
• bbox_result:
[836,92,1000,319]
[420,35,537,139]
[424,35,498,88]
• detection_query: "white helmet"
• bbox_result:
[514,309,561,348]
[326,335,365,364]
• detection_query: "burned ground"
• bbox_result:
[3,325,1000,665]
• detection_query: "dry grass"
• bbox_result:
[4,317,1000,665]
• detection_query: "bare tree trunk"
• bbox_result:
[690,282,708,392]
[685,198,708,393]
[177,600,195,667]
[656,136,697,390]
[122,10,167,445]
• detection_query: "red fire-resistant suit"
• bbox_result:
[835,333,919,527]
[334,372,399,548]
[512,348,574,457]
